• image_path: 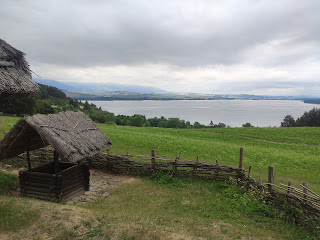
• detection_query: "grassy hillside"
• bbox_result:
[100,125,320,193]
[0,117,319,239]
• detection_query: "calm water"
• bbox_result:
[89,100,319,127]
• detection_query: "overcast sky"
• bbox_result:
[1,0,319,96]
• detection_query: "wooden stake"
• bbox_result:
[287,181,291,194]
[54,150,59,173]
[239,147,243,169]
[303,183,307,202]
[248,165,251,177]
[27,146,31,171]
[268,166,274,193]
[151,149,155,165]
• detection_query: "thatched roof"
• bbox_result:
[0,39,39,98]
[0,111,112,162]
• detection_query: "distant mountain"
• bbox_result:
[33,78,166,94]
[34,79,75,92]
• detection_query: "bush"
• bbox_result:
[242,122,254,127]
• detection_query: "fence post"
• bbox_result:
[248,165,251,177]
[151,149,155,169]
[239,147,243,169]
[193,156,198,177]
[303,183,307,202]
[287,181,291,194]
[173,156,178,174]
[268,166,274,193]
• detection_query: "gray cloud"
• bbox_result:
[0,0,319,96]
[0,0,317,67]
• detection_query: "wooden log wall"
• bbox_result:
[19,162,90,202]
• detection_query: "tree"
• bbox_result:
[295,108,320,127]
[130,114,144,127]
[83,100,91,111]
[242,122,254,127]
[281,115,295,127]
[193,122,202,129]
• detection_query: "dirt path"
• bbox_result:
[67,169,131,205]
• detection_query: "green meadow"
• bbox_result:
[100,124,320,193]
[0,116,319,239]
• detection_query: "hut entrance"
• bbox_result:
[0,111,112,202]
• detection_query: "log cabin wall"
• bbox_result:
[19,162,90,202]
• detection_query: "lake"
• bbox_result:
[89,100,319,127]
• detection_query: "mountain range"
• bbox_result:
[33,78,166,94]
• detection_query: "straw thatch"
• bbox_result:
[0,111,112,162]
[0,39,39,98]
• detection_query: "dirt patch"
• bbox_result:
[67,169,132,205]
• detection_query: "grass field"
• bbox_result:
[0,116,319,239]
[99,125,320,193]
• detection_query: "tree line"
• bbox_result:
[281,108,320,127]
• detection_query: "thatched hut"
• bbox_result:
[0,39,39,98]
[0,111,112,202]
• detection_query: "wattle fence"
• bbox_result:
[88,148,320,221]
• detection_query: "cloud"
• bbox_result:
[0,0,319,95]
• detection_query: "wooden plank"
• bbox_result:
[62,177,86,187]
[24,193,57,202]
[62,180,86,193]
[24,181,53,188]
[27,147,31,170]
[59,163,82,176]
[23,186,54,193]
[54,150,59,173]
[61,187,85,201]
[24,189,57,197]
[2,124,30,158]
[24,171,55,178]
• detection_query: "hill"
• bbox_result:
[0,118,319,239]
[33,78,166,94]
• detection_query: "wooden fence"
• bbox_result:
[89,148,320,219]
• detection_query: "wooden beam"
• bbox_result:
[54,150,59,173]
[27,146,31,170]
[2,124,29,158]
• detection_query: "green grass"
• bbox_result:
[98,125,320,193]
[0,170,18,194]
[0,116,319,239]
[0,116,20,139]
[0,196,40,232]
[87,175,316,239]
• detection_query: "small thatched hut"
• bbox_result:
[0,39,39,98]
[0,111,112,202]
